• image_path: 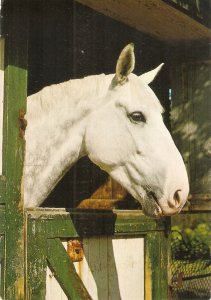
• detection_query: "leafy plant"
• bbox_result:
[171,223,211,261]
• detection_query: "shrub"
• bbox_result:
[171,223,211,261]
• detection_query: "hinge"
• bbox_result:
[67,239,84,262]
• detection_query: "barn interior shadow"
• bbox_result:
[42,157,108,207]
[42,156,140,209]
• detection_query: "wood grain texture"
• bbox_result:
[171,61,211,210]
[27,209,170,299]
[46,265,68,300]
[73,236,145,300]
[47,238,92,300]
[3,2,28,299]
[76,0,211,42]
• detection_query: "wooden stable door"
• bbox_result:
[26,209,170,300]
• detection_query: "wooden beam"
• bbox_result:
[76,0,211,42]
[26,208,167,238]
[183,194,211,212]
[4,1,28,299]
[47,238,92,300]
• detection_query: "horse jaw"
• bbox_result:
[108,147,189,218]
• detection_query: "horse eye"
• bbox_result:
[129,111,146,123]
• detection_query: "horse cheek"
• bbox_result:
[85,114,134,171]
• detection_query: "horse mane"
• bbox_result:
[26,74,109,121]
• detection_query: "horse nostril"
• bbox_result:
[173,189,182,207]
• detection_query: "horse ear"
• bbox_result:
[115,43,135,85]
[139,63,164,85]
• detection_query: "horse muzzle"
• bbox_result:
[143,187,188,218]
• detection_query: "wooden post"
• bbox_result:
[4,1,28,299]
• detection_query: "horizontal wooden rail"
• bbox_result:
[26,208,169,238]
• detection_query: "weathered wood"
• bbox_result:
[90,176,127,201]
[76,0,211,42]
[26,208,168,237]
[0,234,5,299]
[27,217,49,300]
[47,238,92,300]
[3,1,28,299]
[46,264,68,300]
[0,178,5,204]
[90,176,113,199]
[0,207,5,234]
[0,205,5,299]
[164,0,210,27]
[0,37,5,204]
[0,37,4,176]
[73,236,145,300]
[171,61,211,211]
[27,209,170,299]
[145,227,171,300]
[183,198,211,212]
[77,197,139,209]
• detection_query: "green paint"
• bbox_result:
[0,208,5,234]
[26,219,48,300]
[27,209,167,238]
[3,2,28,299]
[0,179,6,205]
[145,219,171,300]
[47,238,92,300]
[27,209,170,299]
[0,235,5,299]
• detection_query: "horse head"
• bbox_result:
[85,43,189,217]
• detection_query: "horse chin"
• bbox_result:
[142,199,184,218]
[142,203,163,218]
[138,195,164,218]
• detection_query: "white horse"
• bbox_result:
[24,43,189,217]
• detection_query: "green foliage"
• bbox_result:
[171,223,211,261]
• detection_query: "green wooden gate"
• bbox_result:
[26,209,170,299]
[0,2,27,299]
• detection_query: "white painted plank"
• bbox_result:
[46,237,145,300]
[45,242,68,300]
[0,38,4,175]
[45,265,68,300]
[109,237,144,300]
[75,237,145,300]
[97,236,109,299]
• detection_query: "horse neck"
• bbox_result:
[24,74,111,207]
[27,74,113,160]
[26,74,108,123]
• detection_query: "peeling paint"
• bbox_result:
[15,276,24,299]
[145,254,152,300]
